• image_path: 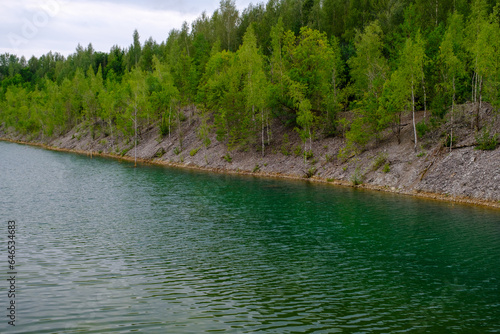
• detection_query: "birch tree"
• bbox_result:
[439,13,465,151]
[238,25,270,156]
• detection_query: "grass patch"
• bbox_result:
[443,133,457,148]
[372,152,388,171]
[382,163,390,173]
[475,128,498,150]
[304,166,317,178]
[416,120,430,138]
[120,148,130,156]
[281,134,290,155]
[190,147,201,157]
[350,167,364,185]
[293,145,302,157]
[154,147,166,158]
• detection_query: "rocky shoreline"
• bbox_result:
[1,104,499,209]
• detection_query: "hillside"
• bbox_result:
[2,102,499,208]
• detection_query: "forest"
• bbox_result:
[1,0,499,157]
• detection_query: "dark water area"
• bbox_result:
[1,141,500,333]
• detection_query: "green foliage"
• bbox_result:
[443,133,457,147]
[280,133,290,155]
[197,110,212,147]
[304,150,314,160]
[154,147,166,158]
[159,114,170,137]
[1,0,500,162]
[293,145,303,157]
[252,164,260,173]
[173,147,181,155]
[223,153,232,163]
[350,167,364,185]
[372,152,388,171]
[304,166,317,178]
[416,120,430,138]
[190,147,201,156]
[120,148,130,156]
[475,128,499,150]
[348,21,388,99]
[382,163,390,173]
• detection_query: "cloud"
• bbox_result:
[0,0,256,59]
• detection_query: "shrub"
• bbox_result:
[281,146,290,156]
[304,166,317,178]
[382,163,390,173]
[350,167,364,185]
[173,147,181,155]
[190,147,201,156]
[416,120,430,138]
[443,133,456,148]
[475,128,498,150]
[372,152,388,171]
[154,148,166,158]
[159,115,169,137]
[253,164,260,173]
[281,133,290,155]
[120,148,130,156]
[293,145,302,157]
[304,150,314,160]
[223,153,232,163]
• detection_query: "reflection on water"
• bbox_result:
[1,141,500,333]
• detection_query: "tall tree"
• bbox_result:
[238,25,270,155]
[125,67,147,166]
[150,56,179,138]
[439,12,465,151]
[398,31,426,151]
[217,0,239,51]
[346,20,389,148]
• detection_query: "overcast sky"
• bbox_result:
[1,0,257,59]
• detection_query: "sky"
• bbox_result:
[1,0,257,59]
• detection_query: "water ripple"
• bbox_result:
[1,141,500,333]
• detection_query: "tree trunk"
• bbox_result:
[477,76,482,130]
[421,73,427,120]
[109,118,114,146]
[177,104,183,151]
[261,108,265,157]
[397,111,402,144]
[435,0,438,26]
[412,82,417,152]
[134,106,137,167]
[266,112,271,143]
[450,76,455,153]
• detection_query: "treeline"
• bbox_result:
[1,0,499,155]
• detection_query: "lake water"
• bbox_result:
[1,140,500,333]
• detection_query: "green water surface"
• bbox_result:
[1,141,499,333]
